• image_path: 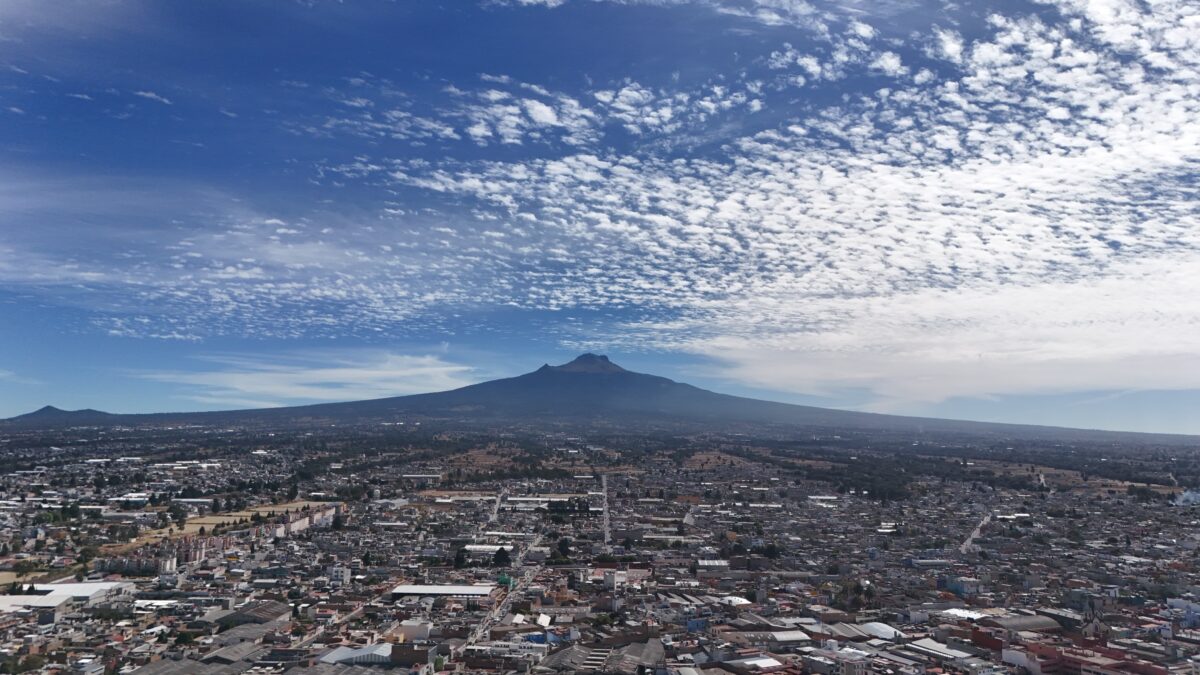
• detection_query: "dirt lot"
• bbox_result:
[102,500,335,554]
[684,451,758,470]
[446,447,521,473]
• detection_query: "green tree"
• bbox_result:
[12,560,38,576]
[493,547,512,567]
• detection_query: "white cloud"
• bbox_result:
[931,27,964,63]
[305,68,764,151]
[869,51,907,76]
[377,0,1200,403]
[466,121,492,140]
[132,90,172,105]
[523,98,560,125]
[849,20,875,39]
[0,369,40,386]
[686,255,1200,407]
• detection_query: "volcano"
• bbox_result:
[4,354,1196,445]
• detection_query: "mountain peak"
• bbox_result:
[27,405,76,417]
[16,405,110,420]
[546,353,628,374]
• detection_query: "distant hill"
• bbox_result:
[11,406,120,426]
[4,354,1197,446]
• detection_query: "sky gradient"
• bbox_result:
[1,0,1197,433]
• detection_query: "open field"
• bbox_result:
[684,451,758,470]
[447,448,521,473]
[945,458,1181,496]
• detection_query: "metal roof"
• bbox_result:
[391,583,496,596]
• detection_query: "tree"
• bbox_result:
[493,547,512,567]
[12,560,38,577]
[78,546,99,564]
[557,538,571,558]
[454,548,467,569]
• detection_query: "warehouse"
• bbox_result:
[390,584,498,601]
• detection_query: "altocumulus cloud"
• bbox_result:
[381,0,1200,406]
[0,0,1197,412]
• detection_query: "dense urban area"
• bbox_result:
[0,420,1198,675]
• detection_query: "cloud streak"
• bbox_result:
[134,351,477,409]
[0,370,40,386]
[132,90,172,105]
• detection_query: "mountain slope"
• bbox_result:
[4,354,1197,445]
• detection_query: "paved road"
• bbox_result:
[489,489,504,524]
[601,473,611,548]
[960,512,992,555]
[467,534,543,646]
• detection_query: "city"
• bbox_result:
[0,417,1196,674]
[2,0,1198,673]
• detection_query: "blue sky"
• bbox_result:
[1,0,1197,433]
